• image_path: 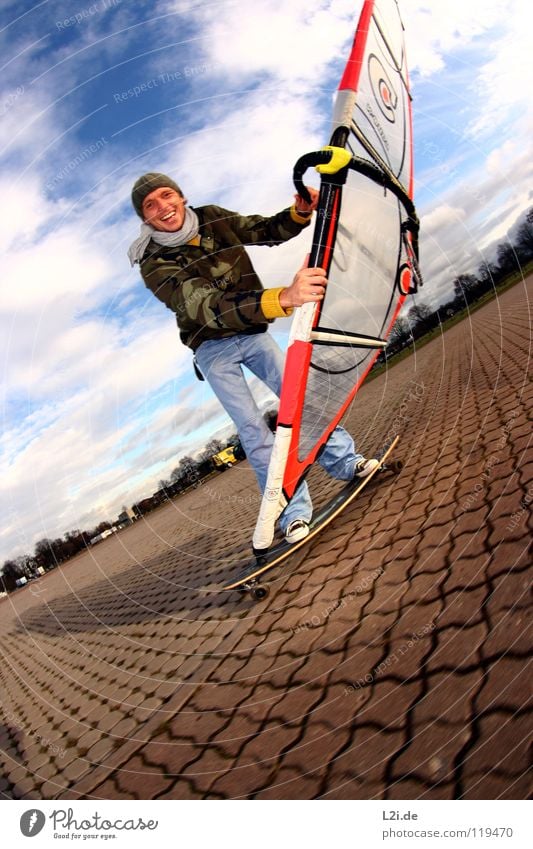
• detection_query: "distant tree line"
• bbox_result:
[2,529,102,592]
[1,435,245,593]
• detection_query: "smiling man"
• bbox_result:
[128,172,377,543]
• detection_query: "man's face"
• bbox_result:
[142,186,186,231]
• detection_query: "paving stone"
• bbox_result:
[11,777,40,799]
[235,720,303,769]
[400,571,445,607]
[460,769,530,800]
[27,759,60,782]
[333,726,405,784]
[95,710,126,734]
[438,587,487,627]
[86,737,116,763]
[428,623,486,671]
[157,776,213,799]
[6,764,28,784]
[90,778,132,799]
[391,601,441,647]
[110,716,139,741]
[25,751,53,773]
[415,523,454,557]
[206,762,272,799]
[76,728,102,753]
[112,756,174,799]
[321,774,384,799]
[391,722,471,785]
[413,670,484,725]
[486,569,530,612]
[486,540,530,579]
[358,679,422,730]
[386,779,456,800]
[153,680,179,700]
[481,609,530,657]
[461,712,531,778]
[62,758,91,781]
[444,558,489,593]
[38,778,64,799]
[476,658,530,712]
[255,765,322,799]
[488,513,529,547]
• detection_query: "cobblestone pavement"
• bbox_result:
[1,279,531,800]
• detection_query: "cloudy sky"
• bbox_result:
[1,0,530,563]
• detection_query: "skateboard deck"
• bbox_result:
[223,435,401,599]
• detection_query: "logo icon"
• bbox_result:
[368,53,397,123]
[20,810,46,837]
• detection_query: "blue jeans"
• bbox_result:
[195,332,364,531]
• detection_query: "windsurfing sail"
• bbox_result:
[253,0,421,553]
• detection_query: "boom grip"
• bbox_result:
[292,150,333,203]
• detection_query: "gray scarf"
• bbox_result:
[127,206,200,266]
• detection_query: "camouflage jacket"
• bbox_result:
[139,203,311,350]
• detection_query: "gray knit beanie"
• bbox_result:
[131,172,183,218]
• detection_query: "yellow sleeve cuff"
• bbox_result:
[261,287,293,319]
[290,204,313,225]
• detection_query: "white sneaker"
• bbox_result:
[354,457,380,478]
[285,519,310,544]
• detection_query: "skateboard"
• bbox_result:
[223,435,402,600]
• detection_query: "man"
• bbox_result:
[129,172,378,543]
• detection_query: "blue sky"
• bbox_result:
[1,0,531,563]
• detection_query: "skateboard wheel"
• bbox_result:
[389,459,403,473]
[251,584,269,601]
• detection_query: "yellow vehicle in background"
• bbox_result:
[212,446,237,470]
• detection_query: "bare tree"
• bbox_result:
[387,316,412,350]
[514,219,533,263]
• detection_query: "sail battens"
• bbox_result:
[310,330,386,348]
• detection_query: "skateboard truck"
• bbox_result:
[224,436,402,601]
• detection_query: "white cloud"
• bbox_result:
[404,1,506,78]
[465,0,532,139]
[0,175,59,253]
[2,229,111,312]
[171,0,357,84]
